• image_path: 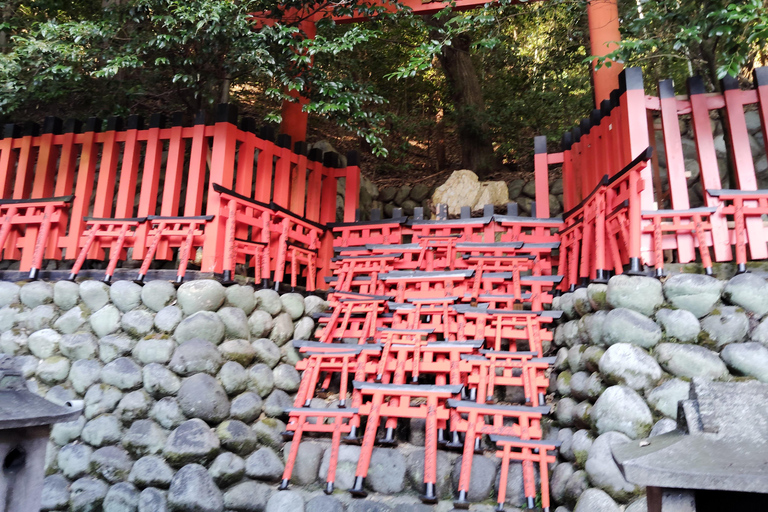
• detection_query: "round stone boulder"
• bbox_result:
[177,373,230,424]
[167,463,224,512]
[36,356,70,384]
[266,491,304,512]
[650,418,678,437]
[132,337,175,365]
[103,482,140,512]
[304,295,329,316]
[116,390,153,423]
[58,442,93,479]
[273,363,300,392]
[79,280,110,311]
[263,389,292,417]
[281,441,323,485]
[663,273,723,318]
[0,281,20,307]
[223,480,273,512]
[587,283,609,310]
[606,275,663,316]
[217,307,250,340]
[269,312,294,346]
[54,306,87,334]
[225,284,257,315]
[367,447,407,494]
[90,304,121,338]
[598,343,662,391]
[584,431,637,501]
[655,308,700,343]
[84,384,123,419]
[248,310,275,339]
[138,487,168,512]
[654,343,729,380]
[121,309,155,337]
[123,419,168,457]
[556,397,577,427]
[245,446,285,481]
[20,280,53,308]
[141,280,177,312]
[101,357,143,391]
[721,342,768,382]
[110,280,143,312]
[69,477,108,512]
[550,462,574,504]
[215,419,258,456]
[252,338,282,368]
[280,293,305,320]
[89,445,134,483]
[98,334,135,364]
[218,360,248,395]
[450,454,497,502]
[154,305,183,333]
[602,308,661,348]
[80,414,123,447]
[573,488,621,512]
[143,363,181,398]
[701,306,749,347]
[209,452,245,487]
[60,332,98,360]
[41,474,70,510]
[174,311,225,345]
[176,280,225,315]
[168,338,223,376]
[591,385,653,439]
[218,339,255,366]
[229,391,263,423]
[723,273,768,316]
[247,363,275,397]
[255,288,283,316]
[572,287,592,317]
[69,359,102,394]
[163,419,221,466]
[646,378,690,418]
[53,280,79,310]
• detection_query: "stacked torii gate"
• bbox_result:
[273,0,625,144]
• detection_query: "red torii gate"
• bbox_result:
[276,0,623,143]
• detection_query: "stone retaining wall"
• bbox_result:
[549,272,768,512]
[1,279,549,512]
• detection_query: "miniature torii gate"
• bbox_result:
[276,0,623,144]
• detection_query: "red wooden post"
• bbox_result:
[92,117,123,219]
[533,136,550,218]
[344,151,361,223]
[185,112,210,216]
[63,118,101,259]
[290,142,309,216]
[133,114,166,260]
[32,118,62,199]
[254,127,276,204]
[235,118,258,199]
[0,125,21,199]
[587,0,623,105]
[687,76,732,263]
[114,116,143,219]
[160,114,187,217]
[272,134,293,208]
[12,123,38,200]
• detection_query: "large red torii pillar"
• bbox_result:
[279,0,623,141]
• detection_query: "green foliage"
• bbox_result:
[594,0,768,91]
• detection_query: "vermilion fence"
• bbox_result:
[537,67,768,289]
[0,104,360,287]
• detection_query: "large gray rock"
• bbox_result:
[556,397,577,427]
[269,312,294,346]
[102,357,143,390]
[650,418,679,437]
[208,452,245,487]
[570,371,605,401]
[142,281,177,312]
[80,280,110,311]
[591,386,653,439]
[60,332,98,360]
[555,320,582,347]
[133,337,175,365]
[225,284,257,315]
[701,306,749,347]
[218,360,247,395]
[41,474,70,511]
[305,496,343,512]
[573,488,621,512]
[565,470,589,503]
[138,488,168,512]
[167,463,224,512]
[273,363,300,392]
[247,363,275,397]
[81,414,123,447]
[750,316,768,346]
[587,283,609,310]
[721,342,768,382]
[55,306,87,334]
[606,275,663,316]
[130,455,175,488]
[99,334,136,363]
[663,274,723,318]
[556,371,572,397]
[572,429,594,466]
[103,482,140,512]
[450,454,497,502]
[266,491,304,512]
[164,419,221,466]
[222,480,273,511]
[51,415,86,446]
[169,339,223,376]
[293,317,315,341]
[280,293,305,320]
[177,373,230,424]
[655,308,700,343]
[143,363,182,398]
[723,273,768,316]
[0,281,20,307]
[255,288,283,316]
[69,476,109,512]
[20,280,53,308]
[116,390,153,423]
[654,343,729,380]
[598,343,662,391]
[0,307,18,335]
[176,280,225,315]
[568,344,588,372]
[405,448,456,500]
[90,445,134,483]
[248,310,274,339]
[304,295,329,317]
[111,280,143,312]
[36,356,71,384]
[582,346,605,373]
[84,384,123,419]
[263,389,292,417]
[91,305,122,337]
[175,311,225,345]
[550,462,574,504]
[59,442,93,478]
[647,378,691,418]
[230,391,263,423]
[572,287,593,317]
[25,304,58,331]
[150,397,186,429]
[282,441,323,485]
[252,338,282,368]
[69,359,102,394]
[245,446,285,481]
[602,308,661,348]
[123,419,168,456]
[122,309,155,337]
[584,432,637,501]
[318,444,360,491]
[154,306,183,333]
[215,419,258,455]
[367,447,407,494]
[253,417,286,449]
[54,280,80,309]
[579,310,607,346]
[217,307,250,340]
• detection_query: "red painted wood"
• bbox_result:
[63,130,99,258]
[133,125,164,260]
[272,146,292,208]
[92,128,120,219]
[343,165,360,222]
[290,153,308,217]
[12,134,35,200]
[160,124,186,217]
[254,140,274,203]
[184,124,210,217]
[31,132,58,199]
[533,139,550,218]
[114,126,142,219]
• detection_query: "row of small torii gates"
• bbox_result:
[5,1,768,510]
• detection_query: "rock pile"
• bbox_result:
[550,272,768,512]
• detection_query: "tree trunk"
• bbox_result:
[428,16,498,178]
